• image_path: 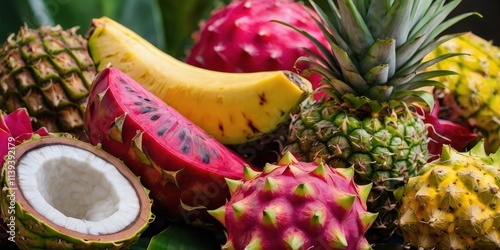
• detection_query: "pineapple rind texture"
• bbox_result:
[0,24,96,135]
[287,99,427,238]
[398,141,500,250]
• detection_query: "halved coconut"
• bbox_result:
[0,136,153,249]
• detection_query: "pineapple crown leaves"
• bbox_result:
[275,0,480,109]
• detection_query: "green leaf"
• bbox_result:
[364,64,389,85]
[308,0,352,56]
[130,237,152,250]
[380,0,413,46]
[360,38,396,77]
[336,0,374,57]
[391,69,453,89]
[147,224,222,250]
[300,48,341,78]
[409,0,432,28]
[410,69,458,82]
[364,85,393,101]
[273,19,337,71]
[0,0,165,52]
[330,43,368,93]
[395,33,468,76]
[423,11,482,46]
[392,90,435,109]
[395,33,425,68]
[366,0,389,38]
[157,0,231,59]
[387,72,416,86]
[393,79,445,92]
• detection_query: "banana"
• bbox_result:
[86,17,312,145]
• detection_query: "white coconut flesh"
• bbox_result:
[17,144,140,235]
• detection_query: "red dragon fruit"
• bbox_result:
[209,152,376,250]
[84,67,254,229]
[185,0,329,99]
[415,101,477,161]
[0,108,50,166]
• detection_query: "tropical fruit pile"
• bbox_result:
[0,0,499,249]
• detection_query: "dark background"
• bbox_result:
[447,0,500,45]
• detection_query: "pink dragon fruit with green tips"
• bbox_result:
[185,0,329,99]
[209,152,377,250]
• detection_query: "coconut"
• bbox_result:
[0,136,153,249]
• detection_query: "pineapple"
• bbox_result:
[0,24,96,137]
[425,32,500,154]
[280,0,475,242]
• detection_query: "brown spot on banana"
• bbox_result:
[259,92,267,105]
[218,121,224,132]
[218,121,224,137]
[247,120,260,134]
[87,17,314,146]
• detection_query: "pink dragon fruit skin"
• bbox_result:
[209,152,376,250]
[0,108,50,166]
[185,0,329,99]
[415,102,477,162]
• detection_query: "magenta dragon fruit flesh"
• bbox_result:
[84,67,255,229]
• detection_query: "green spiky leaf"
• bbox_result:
[409,70,459,83]
[364,85,393,102]
[308,0,353,55]
[380,0,413,47]
[336,0,374,57]
[424,12,482,47]
[393,80,445,92]
[392,90,435,109]
[364,64,390,85]
[288,0,475,107]
[398,33,469,73]
[360,38,396,77]
[330,43,367,93]
[273,19,337,70]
